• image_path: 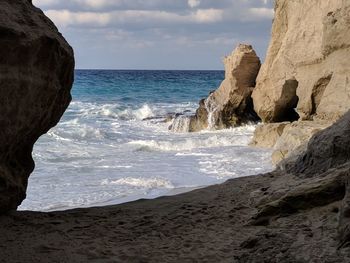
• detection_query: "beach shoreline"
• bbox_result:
[2,168,349,262]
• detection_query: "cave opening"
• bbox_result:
[310,74,333,117]
[276,79,300,122]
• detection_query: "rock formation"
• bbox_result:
[251,120,332,164]
[170,44,261,132]
[284,111,350,177]
[0,0,74,213]
[250,122,289,148]
[252,0,350,123]
[250,0,350,164]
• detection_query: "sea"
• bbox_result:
[19,70,273,211]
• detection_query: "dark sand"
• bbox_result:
[1,171,349,262]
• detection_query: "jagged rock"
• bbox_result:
[251,167,347,226]
[0,0,74,213]
[339,178,350,248]
[250,122,289,148]
[271,120,332,164]
[252,0,350,123]
[285,111,350,177]
[171,44,261,133]
[251,120,332,164]
[202,44,261,130]
[188,99,209,132]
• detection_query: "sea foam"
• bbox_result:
[19,70,273,212]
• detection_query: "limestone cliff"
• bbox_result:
[0,0,74,213]
[252,0,350,123]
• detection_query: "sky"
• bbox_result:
[33,0,274,70]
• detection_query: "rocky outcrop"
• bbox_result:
[250,122,289,148]
[283,111,350,177]
[252,121,332,165]
[0,0,74,213]
[248,110,350,258]
[252,0,350,123]
[170,44,261,132]
[271,120,332,164]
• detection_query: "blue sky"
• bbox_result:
[33,0,274,70]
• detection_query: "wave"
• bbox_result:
[101,177,174,189]
[169,115,191,133]
[128,128,255,152]
[69,101,156,121]
[68,101,199,122]
[46,123,104,141]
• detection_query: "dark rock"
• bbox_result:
[285,111,350,177]
[0,0,74,213]
[339,178,350,248]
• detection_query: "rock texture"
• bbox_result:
[252,0,350,123]
[202,44,261,129]
[250,122,289,148]
[284,111,350,177]
[251,120,332,165]
[271,120,331,164]
[0,0,74,213]
[170,44,261,132]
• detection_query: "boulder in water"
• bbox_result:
[171,44,261,133]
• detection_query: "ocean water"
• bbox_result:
[19,70,273,211]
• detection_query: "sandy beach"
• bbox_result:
[1,170,349,262]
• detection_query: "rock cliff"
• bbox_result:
[252,0,350,123]
[0,0,74,213]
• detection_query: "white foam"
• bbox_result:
[170,115,191,133]
[68,101,156,121]
[204,94,219,130]
[101,177,174,189]
[19,98,274,212]
[133,104,155,120]
[128,127,254,152]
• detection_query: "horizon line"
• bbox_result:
[75,68,225,71]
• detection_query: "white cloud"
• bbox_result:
[193,9,223,23]
[45,10,110,27]
[247,8,274,20]
[44,8,224,28]
[34,0,275,69]
[33,0,58,7]
[188,0,200,8]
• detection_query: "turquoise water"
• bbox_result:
[73,70,224,104]
[19,70,273,211]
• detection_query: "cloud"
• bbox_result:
[34,0,275,69]
[188,0,200,8]
[45,9,224,28]
[248,7,274,20]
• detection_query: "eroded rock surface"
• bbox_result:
[250,122,289,148]
[0,0,74,213]
[271,120,332,164]
[284,111,350,177]
[170,44,261,132]
[251,120,332,165]
[252,0,350,123]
